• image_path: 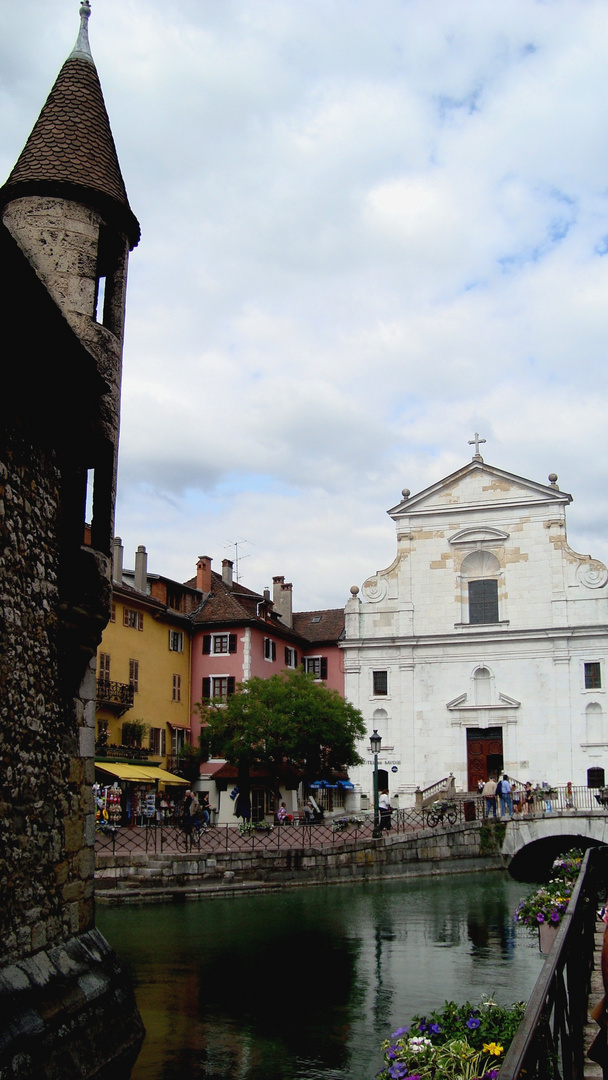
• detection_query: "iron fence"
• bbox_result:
[94,798,491,857]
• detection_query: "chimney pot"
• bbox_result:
[222,559,233,587]
[196,555,213,594]
[272,575,293,627]
[134,544,148,593]
[112,537,124,585]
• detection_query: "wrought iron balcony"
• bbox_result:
[96,678,134,716]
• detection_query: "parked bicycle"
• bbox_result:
[426,800,458,828]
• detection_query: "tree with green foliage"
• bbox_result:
[197,669,366,816]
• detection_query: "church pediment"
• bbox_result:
[388,461,571,520]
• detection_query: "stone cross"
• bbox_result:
[468,432,486,460]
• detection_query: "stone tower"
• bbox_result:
[0,4,144,1075]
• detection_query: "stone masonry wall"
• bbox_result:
[0,432,95,963]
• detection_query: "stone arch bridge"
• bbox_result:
[499,811,608,879]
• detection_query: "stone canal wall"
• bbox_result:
[96,820,505,903]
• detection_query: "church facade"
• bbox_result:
[342,450,608,803]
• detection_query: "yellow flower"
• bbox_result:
[482,1043,504,1056]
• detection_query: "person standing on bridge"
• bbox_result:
[482,776,497,818]
[498,774,513,819]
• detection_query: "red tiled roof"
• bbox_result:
[189,571,273,627]
[188,570,344,646]
[292,609,345,643]
[0,55,140,248]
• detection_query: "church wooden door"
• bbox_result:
[466,728,503,791]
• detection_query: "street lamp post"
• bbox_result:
[370,729,382,838]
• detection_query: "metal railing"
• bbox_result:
[94,796,608,860]
[95,678,135,711]
[500,845,608,1080]
[94,799,489,857]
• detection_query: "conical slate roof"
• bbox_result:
[0,3,140,249]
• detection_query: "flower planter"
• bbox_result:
[539,921,559,954]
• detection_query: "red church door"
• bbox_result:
[466,728,503,791]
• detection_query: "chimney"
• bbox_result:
[272,575,293,628]
[263,587,271,602]
[222,559,233,588]
[112,537,124,584]
[196,555,212,594]
[134,545,148,593]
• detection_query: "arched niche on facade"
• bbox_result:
[585,701,604,744]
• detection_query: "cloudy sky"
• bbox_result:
[2,0,608,608]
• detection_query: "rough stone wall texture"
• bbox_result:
[0,433,96,964]
[0,928,143,1080]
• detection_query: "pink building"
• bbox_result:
[188,557,344,746]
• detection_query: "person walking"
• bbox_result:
[481,776,497,818]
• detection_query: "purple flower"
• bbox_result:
[481,1071,499,1080]
[391,1027,410,1038]
[550,910,560,923]
[388,1064,410,1079]
[537,913,545,923]
[429,1022,442,1034]
[467,1017,481,1030]
[418,1022,427,1032]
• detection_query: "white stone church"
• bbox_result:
[342,444,608,803]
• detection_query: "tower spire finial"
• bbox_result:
[70,2,94,65]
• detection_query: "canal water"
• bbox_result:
[98,872,544,1080]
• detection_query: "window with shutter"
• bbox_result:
[305,657,327,679]
[129,658,139,693]
[202,635,211,655]
[124,608,143,630]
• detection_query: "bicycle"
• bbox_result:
[426,800,458,828]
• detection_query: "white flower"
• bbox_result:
[408,1036,433,1053]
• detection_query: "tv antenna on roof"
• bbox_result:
[222,538,252,583]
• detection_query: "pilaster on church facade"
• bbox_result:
[342,453,608,804]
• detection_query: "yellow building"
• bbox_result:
[95,543,201,789]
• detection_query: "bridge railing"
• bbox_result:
[499,845,608,1080]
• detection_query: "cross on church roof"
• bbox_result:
[468,432,486,461]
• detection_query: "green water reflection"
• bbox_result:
[97,873,544,1080]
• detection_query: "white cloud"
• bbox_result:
[3,0,608,606]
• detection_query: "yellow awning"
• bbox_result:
[147,766,189,786]
[95,761,188,786]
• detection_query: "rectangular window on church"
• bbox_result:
[373,670,388,696]
[468,579,499,624]
[585,662,602,690]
